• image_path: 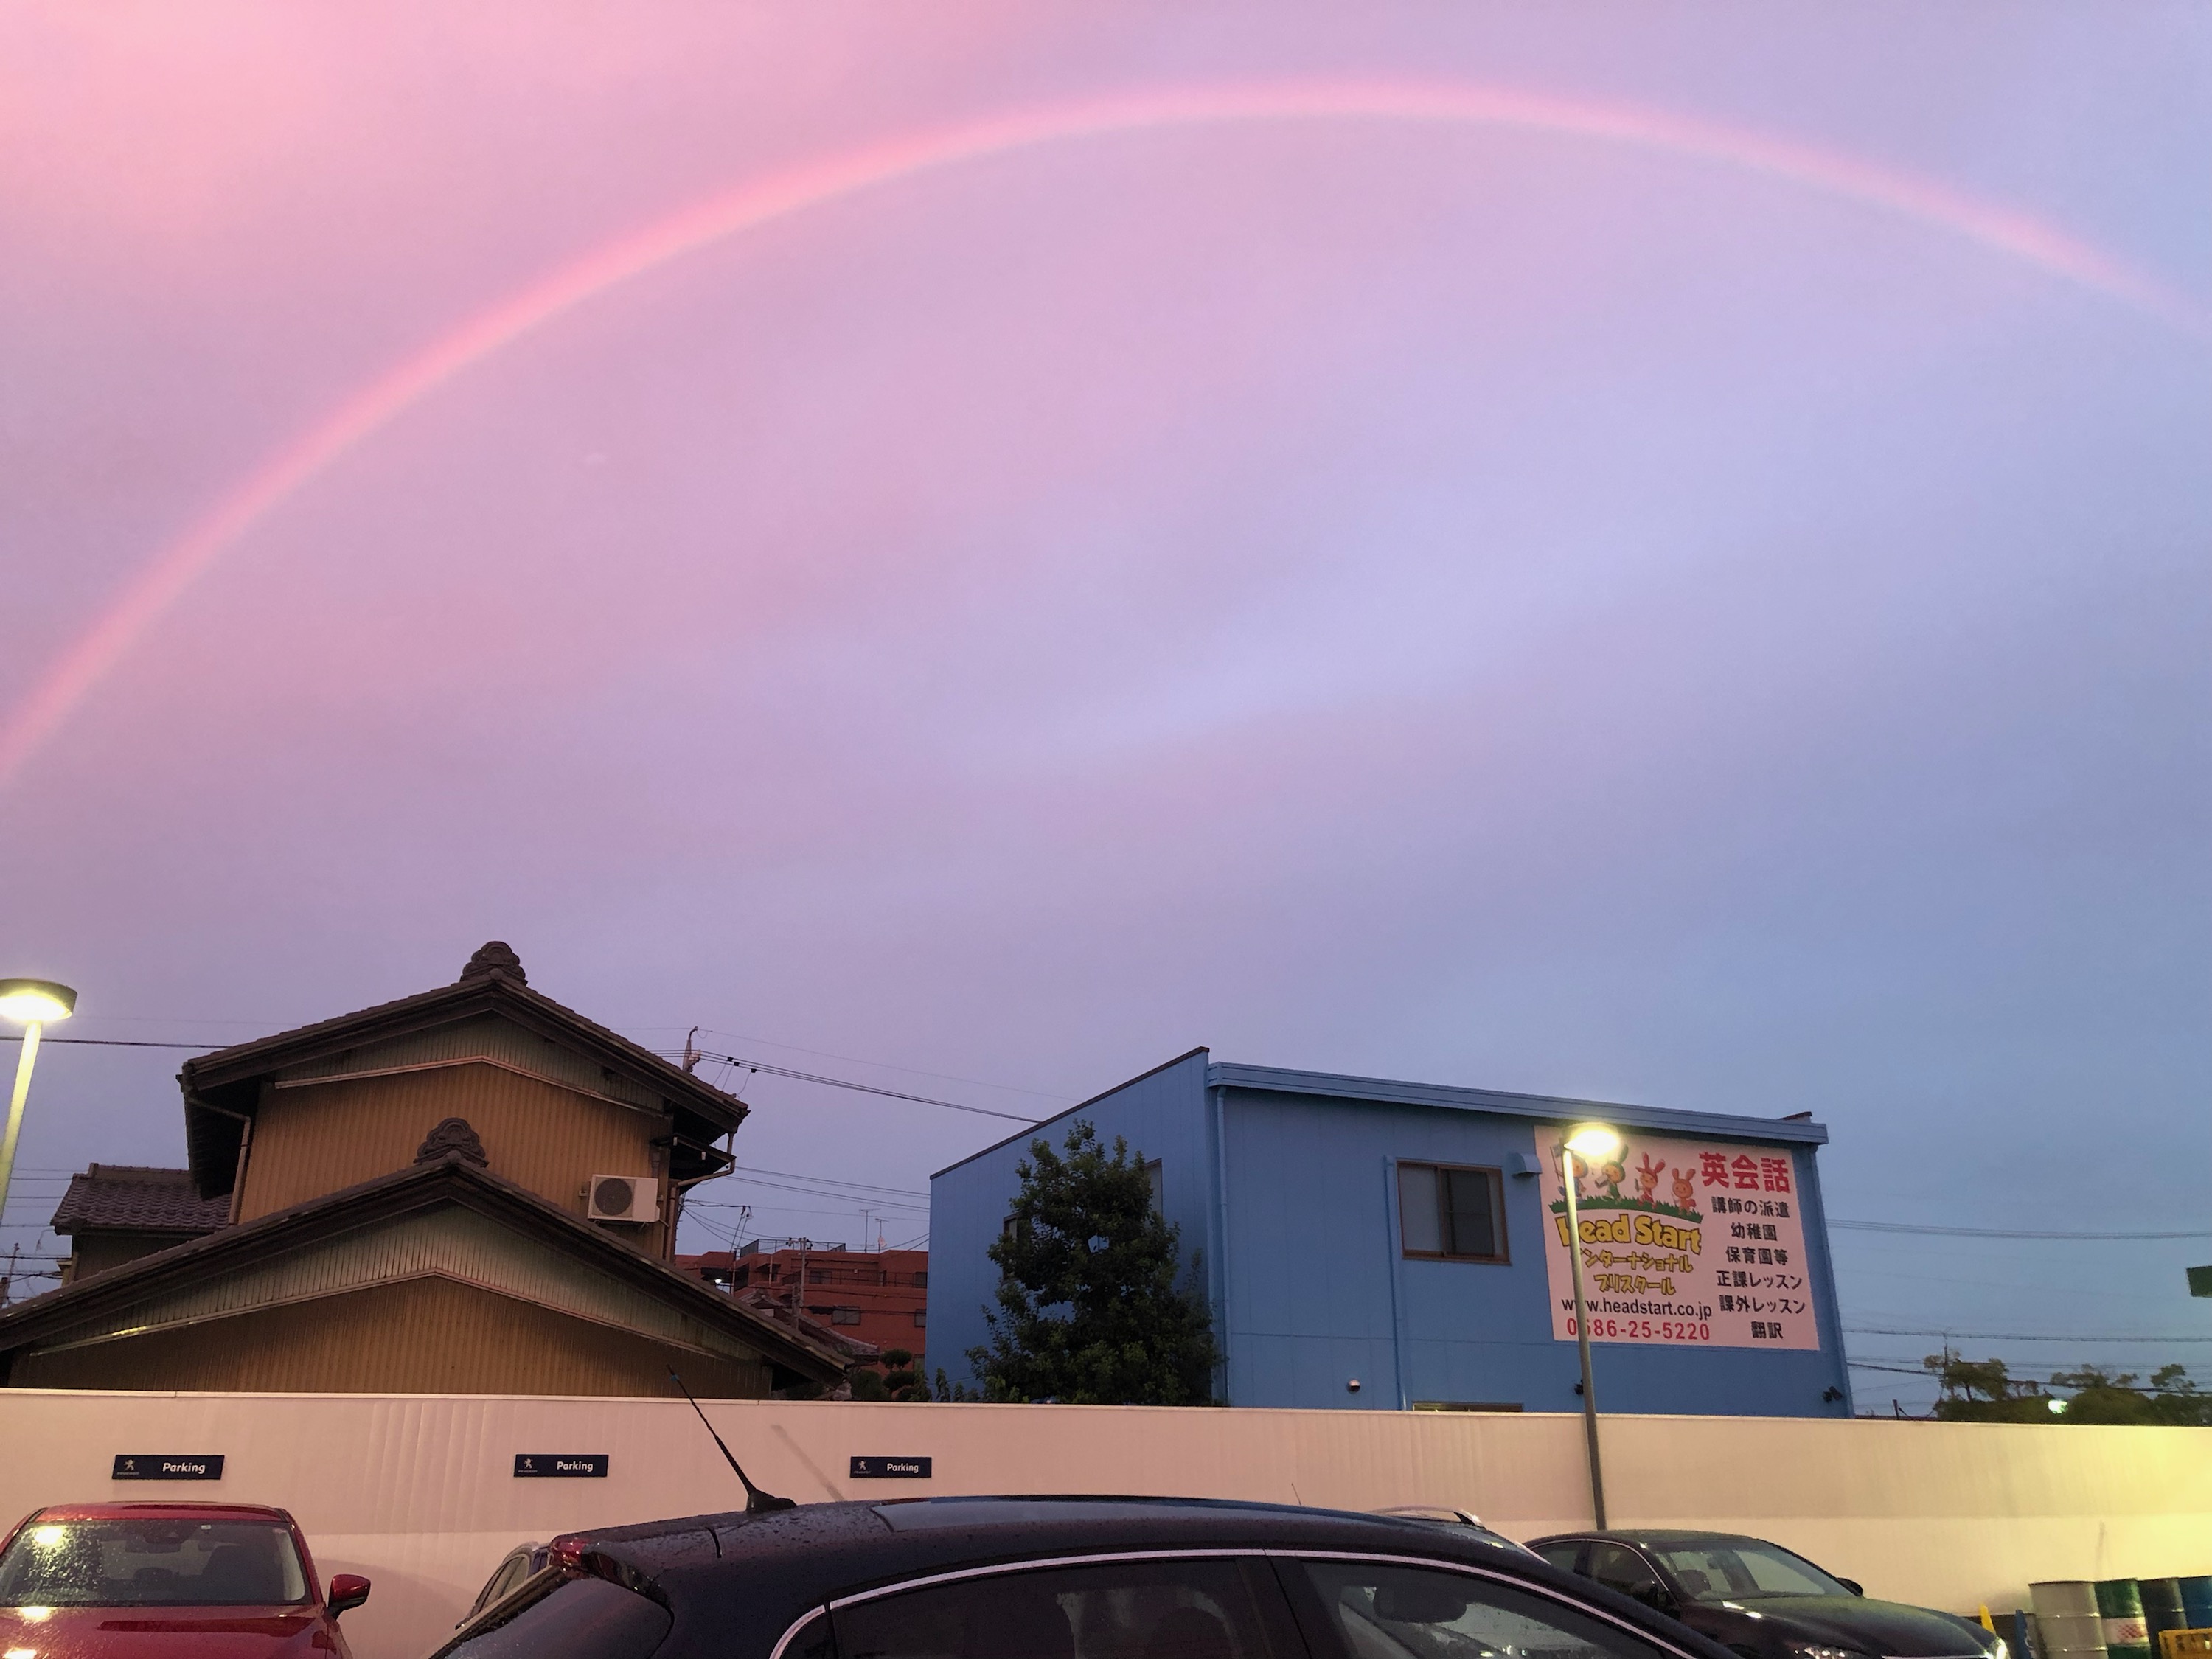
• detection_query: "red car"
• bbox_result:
[0,1503,369,1659]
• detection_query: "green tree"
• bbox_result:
[880,1347,925,1402]
[1922,1353,2212,1425]
[1922,1350,2050,1420]
[967,1121,1220,1405]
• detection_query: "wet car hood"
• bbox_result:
[0,1604,333,1659]
[1693,1595,1988,1657]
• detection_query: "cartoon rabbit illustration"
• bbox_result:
[1633,1153,1665,1205]
[1670,1166,1698,1213]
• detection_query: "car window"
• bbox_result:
[0,1518,309,1607]
[1532,1543,1585,1575]
[1645,1543,1850,1601]
[1585,1546,1659,1600]
[470,1557,520,1618]
[436,1576,672,1659]
[1293,1558,1678,1659]
[835,1555,1291,1659]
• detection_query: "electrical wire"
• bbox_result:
[692,1177,925,1211]
[1833,1220,2212,1240]
[684,1027,1068,1104]
[0,1032,1040,1124]
[1845,1326,2212,1343]
[656,1048,1040,1124]
[728,1165,927,1200]
[0,1036,220,1049]
[1847,1360,1948,1377]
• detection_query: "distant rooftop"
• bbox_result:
[49,1165,232,1237]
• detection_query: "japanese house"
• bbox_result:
[0,943,845,1397]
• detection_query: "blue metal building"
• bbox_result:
[927,1049,1852,1415]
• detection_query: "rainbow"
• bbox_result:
[4,77,2201,791]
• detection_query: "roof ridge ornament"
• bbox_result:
[459,941,526,986]
[414,1116,489,1166]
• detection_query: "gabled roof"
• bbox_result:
[0,1153,846,1386]
[179,942,748,1195]
[933,1046,1830,1178]
[49,1166,231,1237]
[1203,1060,1831,1146]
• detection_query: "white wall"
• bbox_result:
[2,1390,2206,1659]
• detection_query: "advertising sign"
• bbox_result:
[1534,1127,1818,1351]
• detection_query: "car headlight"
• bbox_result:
[1790,1646,1865,1659]
[1988,1641,2009,1659]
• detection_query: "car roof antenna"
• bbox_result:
[668,1368,797,1513]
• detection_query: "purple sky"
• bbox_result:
[2,4,2206,1410]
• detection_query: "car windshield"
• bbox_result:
[1646,1540,1851,1601]
[0,1518,310,1607]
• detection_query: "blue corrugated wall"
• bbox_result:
[929,1052,1853,1416]
[926,1051,1216,1397]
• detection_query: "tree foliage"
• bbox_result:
[846,1347,929,1403]
[967,1121,1220,1405]
[1924,1352,2212,1424]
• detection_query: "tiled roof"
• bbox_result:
[735,1289,883,1360]
[1,1155,850,1384]
[49,1166,232,1237]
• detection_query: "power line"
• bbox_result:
[0,1036,220,1050]
[692,1176,925,1211]
[663,1048,1040,1124]
[1834,1220,2212,1240]
[687,1026,1068,1104]
[728,1165,927,1200]
[0,1026,1037,1124]
[1846,1326,2212,1343]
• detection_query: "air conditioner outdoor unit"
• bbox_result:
[586,1174,658,1223]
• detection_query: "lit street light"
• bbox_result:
[0,979,77,1239]
[1560,1121,1624,1528]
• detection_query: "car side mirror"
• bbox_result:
[1837,1579,1863,1597]
[328,1575,372,1617]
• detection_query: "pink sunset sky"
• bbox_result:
[1,4,2205,1404]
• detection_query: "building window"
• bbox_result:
[1144,1158,1164,1213]
[1398,1162,1507,1262]
[912,1270,928,1287]
[912,1308,927,1327]
[832,1307,861,1326]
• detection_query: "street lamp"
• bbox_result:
[0,979,77,1232]
[1560,1121,1623,1529]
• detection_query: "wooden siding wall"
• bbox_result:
[10,1277,769,1397]
[63,1231,204,1284]
[235,1065,670,1255]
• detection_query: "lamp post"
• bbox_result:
[0,979,77,1234]
[1561,1121,1623,1529]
